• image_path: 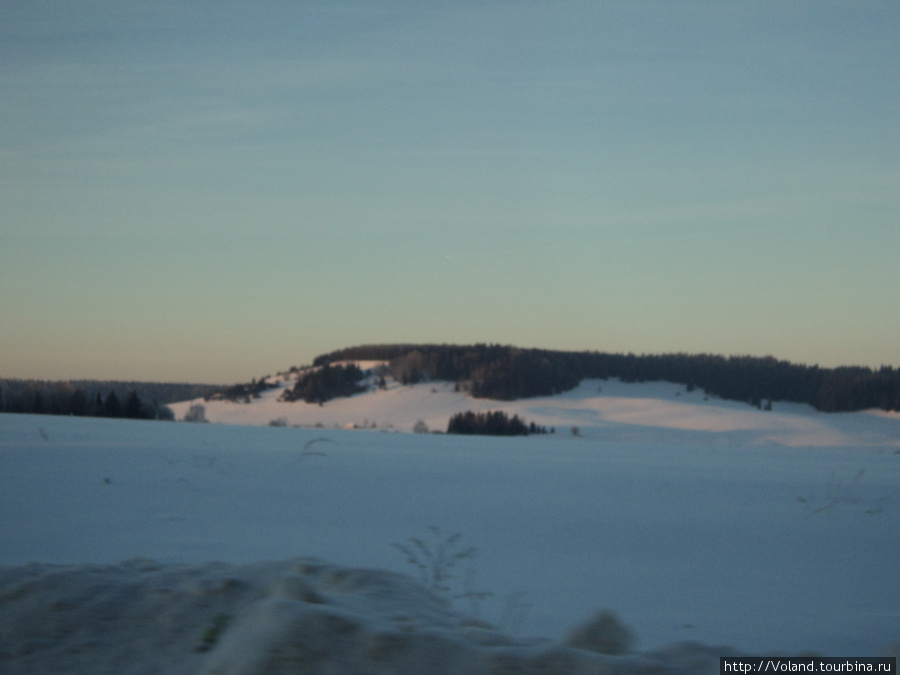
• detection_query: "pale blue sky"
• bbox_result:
[2,1,898,383]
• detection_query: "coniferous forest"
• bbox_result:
[4,344,899,420]
[0,380,220,420]
[314,344,900,413]
[447,410,548,436]
[279,363,368,405]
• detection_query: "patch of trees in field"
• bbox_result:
[280,363,367,405]
[313,344,900,413]
[206,377,278,403]
[0,379,218,420]
[447,410,548,436]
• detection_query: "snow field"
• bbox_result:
[1,378,899,671]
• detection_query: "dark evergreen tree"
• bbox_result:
[70,389,88,416]
[123,391,143,419]
[103,391,121,418]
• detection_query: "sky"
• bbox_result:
[2,1,898,384]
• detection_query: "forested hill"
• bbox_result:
[314,344,900,413]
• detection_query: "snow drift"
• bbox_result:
[0,558,738,674]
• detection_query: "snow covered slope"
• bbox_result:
[169,368,900,447]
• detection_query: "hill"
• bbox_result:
[169,365,900,447]
[310,344,900,413]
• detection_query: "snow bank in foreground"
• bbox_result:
[0,557,741,675]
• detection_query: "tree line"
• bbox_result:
[0,379,220,420]
[313,344,900,413]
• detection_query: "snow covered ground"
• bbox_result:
[169,369,900,447]
[2,376,899,672]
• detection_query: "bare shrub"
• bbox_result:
[564,609,636,655]
[183,404,208,423]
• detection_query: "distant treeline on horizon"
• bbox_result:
[313,343,900,413]
[4,344,900,419]
[0,380,220,420]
